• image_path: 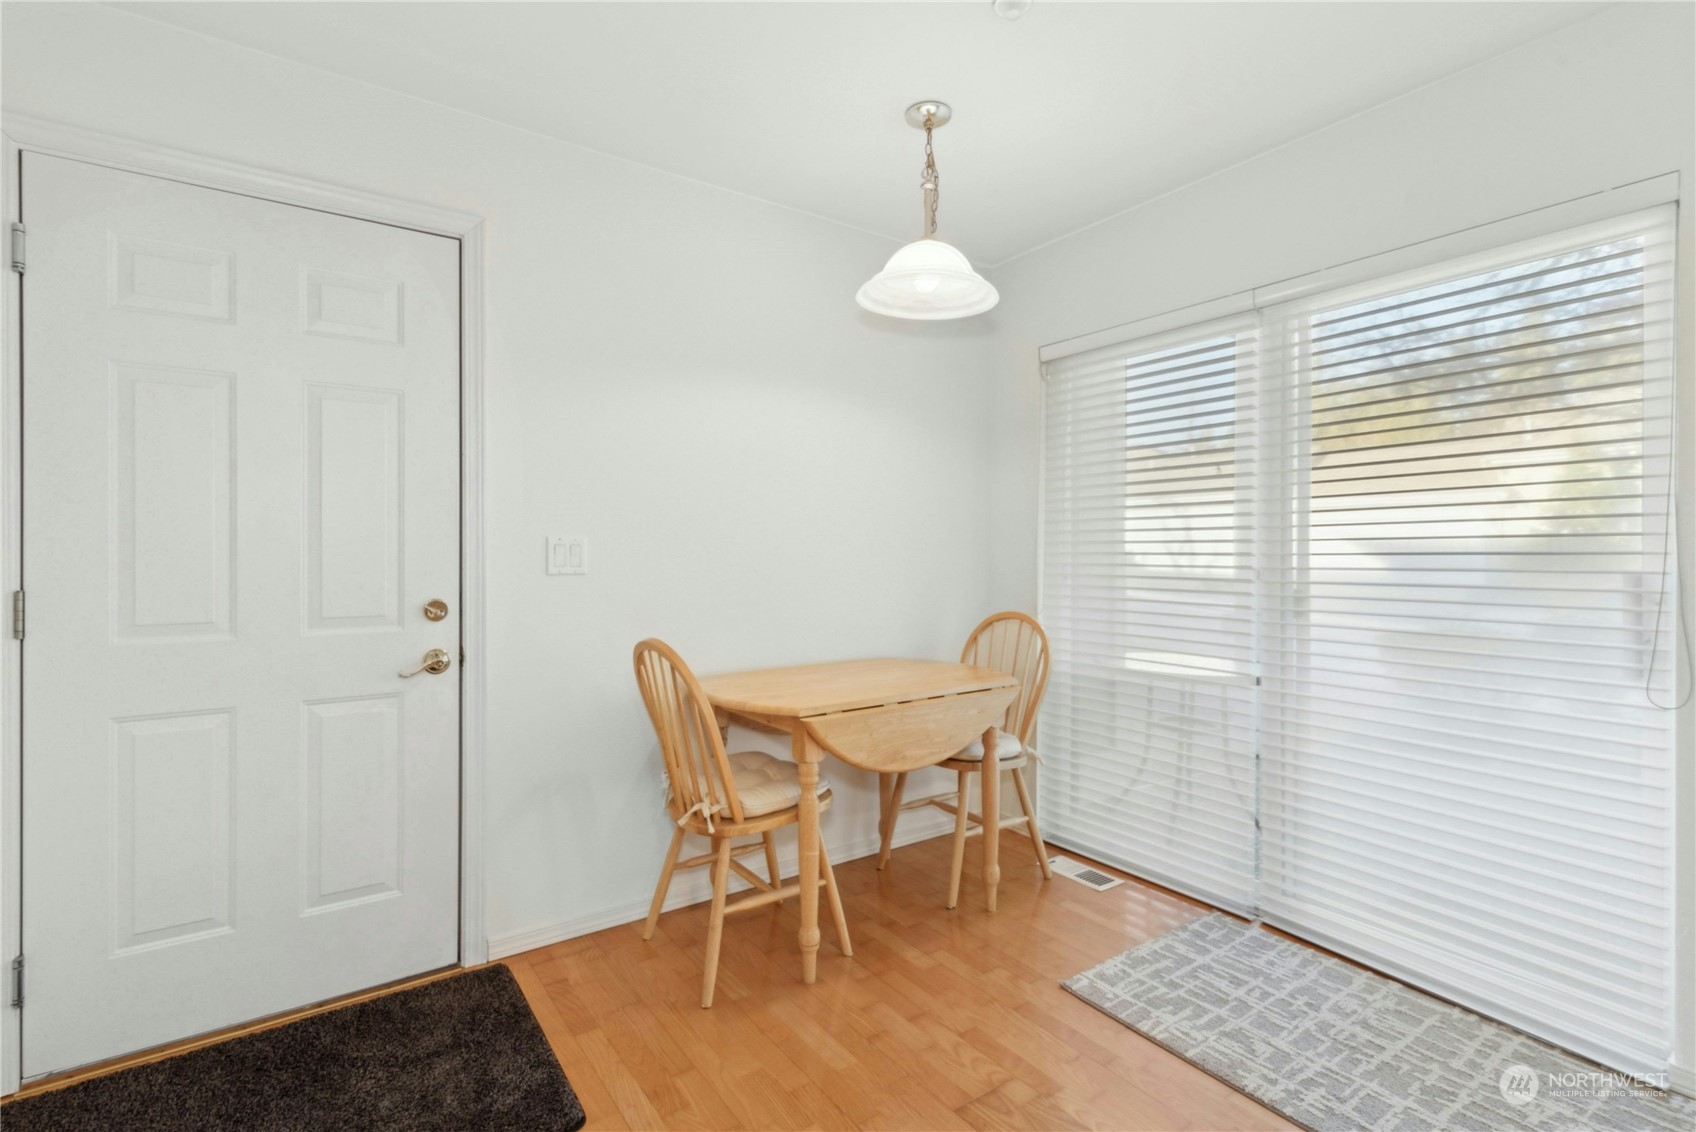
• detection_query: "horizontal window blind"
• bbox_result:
[1039,316,1261,911]
[1257,207,1680,1074]
[1039,205,1680,1074]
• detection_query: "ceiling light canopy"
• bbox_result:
[856,101,998,321]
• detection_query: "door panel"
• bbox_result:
[302,693,403,912]
[304,383,403,631]
[110,362,236,639]
[110,710,236,952]
[20,153,461,1077]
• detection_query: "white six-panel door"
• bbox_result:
[20,153,461,1077]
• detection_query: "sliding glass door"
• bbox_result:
[1039,206,1680,1074]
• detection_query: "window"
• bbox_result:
[1039,206,1680,1074]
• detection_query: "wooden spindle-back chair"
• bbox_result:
[875,613,1053,906]
[633,639,851,1006]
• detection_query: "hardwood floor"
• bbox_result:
[506,831,1294,1131]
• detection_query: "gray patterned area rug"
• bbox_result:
[1063,914,1695,1132]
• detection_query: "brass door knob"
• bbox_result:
[399,648,452,678]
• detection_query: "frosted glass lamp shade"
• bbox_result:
[856,237,999,320]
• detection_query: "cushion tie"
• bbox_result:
[663,781,724,833]
[676,798,723,833]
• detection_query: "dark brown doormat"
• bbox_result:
[1,965,587,1132]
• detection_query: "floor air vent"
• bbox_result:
[1049,856,1123,892]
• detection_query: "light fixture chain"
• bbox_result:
[920,122,940,237]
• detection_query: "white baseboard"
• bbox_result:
[486,810,956,961]
[1670,1063,1694,1101]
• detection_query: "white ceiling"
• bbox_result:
[109,1,1606,266]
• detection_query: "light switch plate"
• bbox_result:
[546,535,588,575]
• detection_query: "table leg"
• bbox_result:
[793,728,823,984]
[876,772,893,868]
[981,726,1000,912]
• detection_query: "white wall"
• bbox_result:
[981,2,1696,1088]
[0,1,991,964]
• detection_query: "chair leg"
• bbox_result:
[762,831,783,897]
[817,829,853,957]
[1011,766,1052,880]
[878,772,908,869]
[701,837,733,1008]
[643,826,685,941]
[946,768,971,909]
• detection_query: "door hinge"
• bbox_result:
[9,954,20,1009]
[10,591,21,640]
[9,223,22,274]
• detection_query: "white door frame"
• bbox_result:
[0,113,489,1095]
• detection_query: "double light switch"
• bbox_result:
[546,535,588,575]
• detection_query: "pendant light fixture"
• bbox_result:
[856,101,999,320]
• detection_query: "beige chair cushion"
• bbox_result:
[950,729,1024,762]
[727,751,832,818]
